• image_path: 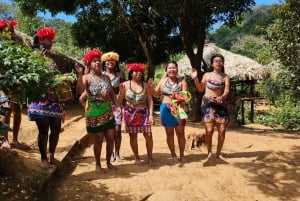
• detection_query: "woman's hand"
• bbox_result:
[215,96,224,104]
[74,63,84,74]
[148,113,154,125]
[191,68,198,80]
[147,78,155,88]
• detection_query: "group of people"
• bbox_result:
[2,24,231,172]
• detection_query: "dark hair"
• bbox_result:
[128,70,145,81]
[210,54,225,73]
[102,61,120,75]
[165,61,178,72]
[210,54,224,64]
[32,31,39,49]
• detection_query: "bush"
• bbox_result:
[0,37,64,103]
[256,102,300,130]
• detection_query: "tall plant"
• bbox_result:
[0,37,59,103]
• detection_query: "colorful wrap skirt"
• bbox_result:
[27,99,63,121]
[85,98,115,133]
[160,103,186,127]
[123,106,151,134]
[201,96,229,124]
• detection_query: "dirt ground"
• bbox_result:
[1,102,300,201]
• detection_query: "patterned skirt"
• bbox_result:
[160,103,186,127]
[201,96,229,124]
[123,106,151,134]
[85,98,115,133]
[27,99,63,121]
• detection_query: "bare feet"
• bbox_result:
[115,154,123,162]
[49,153,59,165]
[10,140,20,146]
[110,152,115,162]
[178,157,186,164]
[95,165,105,173]
[171,156,179,164]
[134,159,142,166]
[49,157,60,165]
[40,160,50,170]
[203,152,213,165]
[216,154,230,164]
[147,158,155,167]
[107,162,117,170]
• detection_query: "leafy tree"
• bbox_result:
[209,5,278,51]
[14,0,255,79]
[266,0,300,100]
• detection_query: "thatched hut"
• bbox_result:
[177,43,270,127]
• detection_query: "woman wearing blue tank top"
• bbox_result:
[148,61,189,163]
[192,54,230,164]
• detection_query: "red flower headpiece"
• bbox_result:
[125,63,146,73]
[83,49,102,66]
[37,27,56,40]
[0,18,18,29]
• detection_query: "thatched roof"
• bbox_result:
[177,43,270,81]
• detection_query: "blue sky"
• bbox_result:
[1,0,282,23]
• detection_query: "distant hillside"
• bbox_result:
[207,5,278,65]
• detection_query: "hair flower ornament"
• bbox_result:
[101,51,119,62]
[83,48,102,66]
[125,63,146,73]
[37,27,56,40]
[0,18,18,29]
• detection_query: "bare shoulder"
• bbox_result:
[83,74,89,82]
[202,72,210,81]
[160,77,168,85]
[121,80,130,88]
[116,71,124,78]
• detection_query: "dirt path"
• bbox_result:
[1,103,300,201]
[51,116,299,200]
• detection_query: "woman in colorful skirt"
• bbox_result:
[118,63,154,166]
[101,51,124,162]
[27,27,63,170]
[77,49,120,173]
[192,54,230,163]
[148,61,189,163]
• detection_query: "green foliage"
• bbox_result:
[256,102,300,130]
[0,37,61,103]
[208,6,278,66]
[230,35,275,65]
[266,0,300,95]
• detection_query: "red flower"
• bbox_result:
[0,19,18,31]
[0,19,8,29]
[125,63,146,73]
[83,49,102,66]
[37,27,56,40]
[9,20,17,27]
